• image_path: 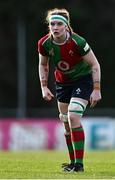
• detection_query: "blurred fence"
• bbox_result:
[0,117,115,150]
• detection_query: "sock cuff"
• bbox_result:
[72,126,83,132]
[64,133,71,138]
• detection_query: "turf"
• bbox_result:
[0,150,115,179]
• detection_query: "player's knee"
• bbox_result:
[65,131,71,135]
[59,113,68,123]
[68,100,86,118]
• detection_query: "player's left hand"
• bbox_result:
[90,89,101,107]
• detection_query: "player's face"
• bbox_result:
[49,21,67,38]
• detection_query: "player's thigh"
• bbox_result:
[68,97,88,117]
[68,97,88,127]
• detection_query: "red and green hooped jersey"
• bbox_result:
[38,33,91,83]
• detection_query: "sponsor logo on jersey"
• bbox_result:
[58,61,70,71]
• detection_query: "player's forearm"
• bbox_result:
[92,63,101,90]
[39,64,49,88]
[83,50,101,90]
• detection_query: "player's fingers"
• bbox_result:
[90,96,93,106]
[44,93,54,101]
[90,100,97,108]
[44,97,51,101]
[50,92,54,97]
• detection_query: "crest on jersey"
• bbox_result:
[49,48,54,56]
[69,50,74,56]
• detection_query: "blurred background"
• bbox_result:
[0,0,115,151]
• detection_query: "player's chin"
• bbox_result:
[53,33,62,38]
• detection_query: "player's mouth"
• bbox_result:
[53,32,60,35]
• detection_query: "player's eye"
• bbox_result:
[50,22,55,26]
[57,22,63,26]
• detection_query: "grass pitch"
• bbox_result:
[0,150,115,179]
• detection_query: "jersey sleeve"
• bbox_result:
[38,39,48,56]
[77,36,90,56]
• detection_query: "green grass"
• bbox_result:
[0,150,115,179]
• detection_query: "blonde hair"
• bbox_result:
[46,8,73,34]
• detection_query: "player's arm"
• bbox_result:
[39,53,54,101]
[82,49,102,107]
[82,49,101,89]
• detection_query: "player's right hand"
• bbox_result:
[41,86,54,101]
